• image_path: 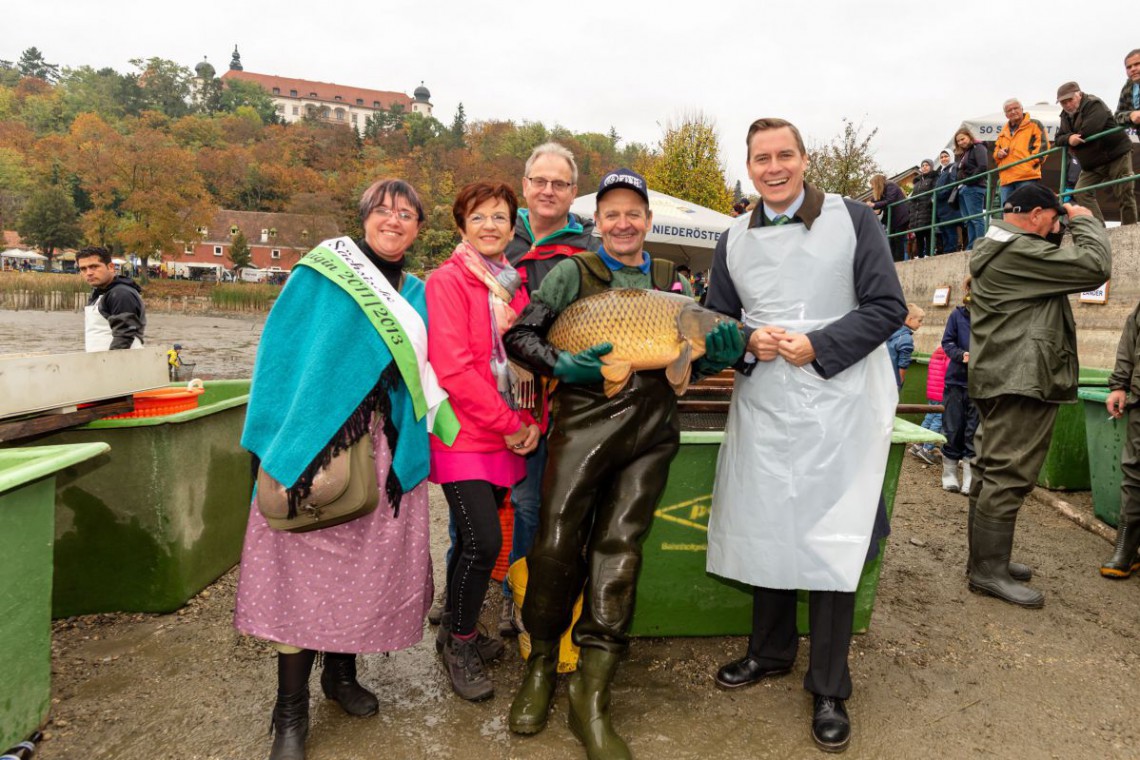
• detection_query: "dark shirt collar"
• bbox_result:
[747,183,825,230]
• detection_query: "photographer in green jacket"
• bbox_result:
[967,183,1112,609]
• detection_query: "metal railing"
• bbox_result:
[882,125,1139,257]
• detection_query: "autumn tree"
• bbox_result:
[16,184,82,269]
[645,113,733,213]
[449,102,467,148]
[67,113,213,277]
[804,119,882,198]
[228,229,252,272]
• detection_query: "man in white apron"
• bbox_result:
[703,118,906,753]
[78,246,145,351]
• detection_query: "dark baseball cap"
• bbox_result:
[596,168,649,204]
[1003,183,1064,215]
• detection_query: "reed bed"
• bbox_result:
[210,283,280,311]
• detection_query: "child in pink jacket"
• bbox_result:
[909,346,948,464]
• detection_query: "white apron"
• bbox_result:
[85,294,143,352]
[706,194,896,592]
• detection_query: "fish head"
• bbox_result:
[676,302,742,352]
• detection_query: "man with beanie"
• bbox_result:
[968,183,1111,608]
[503,168,741,759]
[1055,81,1137,226]
[993,99,1051,204]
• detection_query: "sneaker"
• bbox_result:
[442,634,494,701]
[910,445,937,465]
[435,611,504,662]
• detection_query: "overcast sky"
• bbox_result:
[7,0,1137,190]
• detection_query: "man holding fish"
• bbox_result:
[503,168,744,759]
[703,117,906,753]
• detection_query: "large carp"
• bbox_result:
[548,288,742,397]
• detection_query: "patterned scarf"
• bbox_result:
[454,241,533,409]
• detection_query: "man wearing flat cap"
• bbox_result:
[967,183,1111,609]
[1055,81,1137,226]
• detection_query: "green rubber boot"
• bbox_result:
[567,648,632,760]
[509,638,559,735]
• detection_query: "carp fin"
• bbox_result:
[666,343,693,395]
[601,360,633,398]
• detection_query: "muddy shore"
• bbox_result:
[6,310,1140,759]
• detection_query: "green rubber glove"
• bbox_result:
[553,342,613,384]
[697,322,745,375]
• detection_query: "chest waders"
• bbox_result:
[509,252,682,758]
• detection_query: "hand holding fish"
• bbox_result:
[748,325,786,361]
[777,332,816,367]
[554,342,613,385]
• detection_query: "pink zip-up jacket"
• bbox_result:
[426,251,533,453]
[926,346,949,403]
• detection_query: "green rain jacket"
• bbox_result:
[968,215,1112,402]
[1109,300,1140,406]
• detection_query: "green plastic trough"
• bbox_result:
[628,418,944,637]
[0,443,108,749]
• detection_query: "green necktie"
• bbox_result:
[771,214,791,226]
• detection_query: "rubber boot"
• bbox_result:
[436,611,505,662]
[567,648,632,760]
[941,460,960,492]
[1100,519,1140,578]
[966,498,1032,581]
[268,688,309,760]
[509,638,559,735]
[968,516,1044,608]
[442,633,494,702]
[959,460,973,495]
[320,653,378,717]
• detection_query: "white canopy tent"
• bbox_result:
[2,248,47,260]
[569,189,734,273]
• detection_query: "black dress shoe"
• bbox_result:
[713,656,792,689]
[812,695,851,753]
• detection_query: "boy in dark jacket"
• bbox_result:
[940,278,979,494]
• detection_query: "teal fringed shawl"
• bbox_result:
[241,265,431,499]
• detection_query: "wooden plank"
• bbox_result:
[0,397,136,442]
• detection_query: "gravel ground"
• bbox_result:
[7,309,1140,759]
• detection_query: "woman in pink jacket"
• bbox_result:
[427,181,539,702]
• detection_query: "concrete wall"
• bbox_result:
[895,224,1140,371]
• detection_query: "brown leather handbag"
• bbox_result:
[256,435,379,532]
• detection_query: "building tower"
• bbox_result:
[229,45,243,71]
[412,81,432,116]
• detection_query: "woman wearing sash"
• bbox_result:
[427,182,539,701]
[235,179,446,760]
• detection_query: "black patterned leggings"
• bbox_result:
[441,480,506,636]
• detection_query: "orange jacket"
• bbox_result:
[993,113,1050,185]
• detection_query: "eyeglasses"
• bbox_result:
[526,177,573,192]
[467,213,512,227]
[372,206,418,223]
